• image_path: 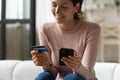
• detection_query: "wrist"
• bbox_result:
[74,63,82,72]
[43,63,52,69]
[73,63,81,71]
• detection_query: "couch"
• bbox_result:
[0,60,120,80]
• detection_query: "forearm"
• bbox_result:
[75,64,95,80]
[42,63,58,78]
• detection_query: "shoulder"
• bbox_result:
[80,20,101,32]
[37,22,56,32]
[40,22,55,30]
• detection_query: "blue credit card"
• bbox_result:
[32,46,48,53]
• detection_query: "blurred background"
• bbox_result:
[0,0,120,63]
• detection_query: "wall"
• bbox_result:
[84,0,120,62]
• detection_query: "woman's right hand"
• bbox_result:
[31,50,50,67]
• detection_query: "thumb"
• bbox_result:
[31,50,38,56]
[74,50,77,56]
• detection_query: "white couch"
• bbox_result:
[0,60,120,80]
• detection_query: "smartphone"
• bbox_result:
[59,48,74,65]
[31,46,48,53]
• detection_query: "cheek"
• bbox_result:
[65,10,74,16]
[70,10,76,17]
[51,8,55,15]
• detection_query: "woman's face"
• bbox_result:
[51,0,79,24]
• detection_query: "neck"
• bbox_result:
[57,20,79,31]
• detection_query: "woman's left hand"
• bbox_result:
[61,54,82,71]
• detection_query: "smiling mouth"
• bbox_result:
[55,15,64,19]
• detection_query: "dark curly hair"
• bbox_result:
[71,0,85,19]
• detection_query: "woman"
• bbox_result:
[31,0,100,80]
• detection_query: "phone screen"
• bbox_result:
[59,48,74,65]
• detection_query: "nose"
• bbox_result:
[55,6,61,14]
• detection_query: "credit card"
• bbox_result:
[32,46,48,53]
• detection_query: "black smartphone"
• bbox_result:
[59,48,74,65]
[31,46,48,53]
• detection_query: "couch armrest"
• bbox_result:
[13,60,43,80]
[95,62,118,80]
[0,60,21,80]
[113,64,120,80]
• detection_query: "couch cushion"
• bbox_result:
[13,60,43,80]
[0,60,21,80]
[113,64,120,80]
[95,62,118,80]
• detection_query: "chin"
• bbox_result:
[55,19,65,24]
[56,21,62,24]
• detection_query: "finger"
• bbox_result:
[67,57,80,65]
[34,60,42,66]
[33,56,44,66]
[32,55,37,60]
[61,57,74,65]
[32,54,40,62]
[61,57,73,62]
[74,50,77,55]
[31,50,45,55]
[33,54,48,66]
[31,50,38,56]
[37,53,45,57]
[74,53,77,56]
[68,55,81,62]
[61,57,81,70]
[32,57,38,64]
